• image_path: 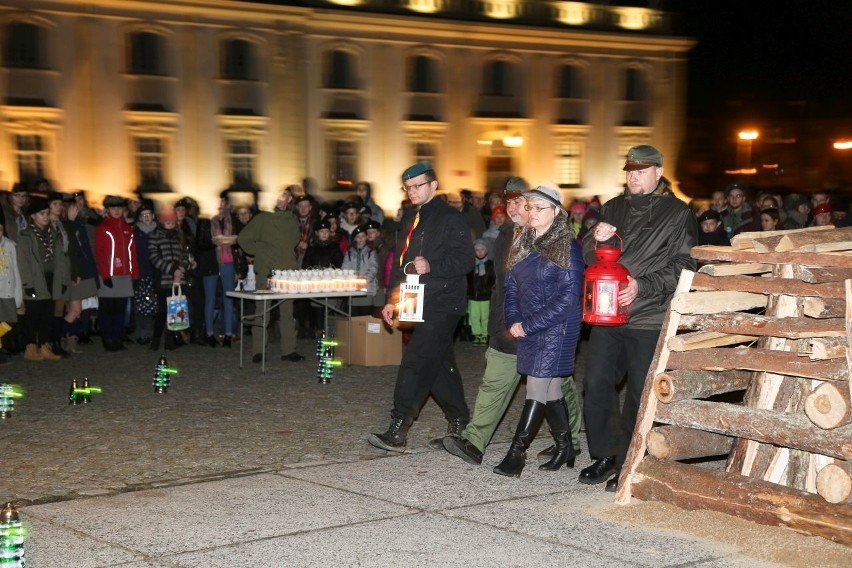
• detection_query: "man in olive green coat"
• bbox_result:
[237,189,304,362]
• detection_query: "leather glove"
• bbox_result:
[24,288,37,298]
[102,277,113,288]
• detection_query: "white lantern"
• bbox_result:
[398,262,425,322]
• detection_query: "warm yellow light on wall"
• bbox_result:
[477,139,493,146]
[482,0,521,20]
[738,130,759,141]
[554,2,591,26]
[405,0,441,14]
[612,7,653,31]
[328,0,365,6]
[503,134,523,148]
[833,140,852,150]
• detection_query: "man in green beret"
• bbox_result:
[368,161,475,452]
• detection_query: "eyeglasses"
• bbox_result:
[524,205,555,213]
[401,180,431,193]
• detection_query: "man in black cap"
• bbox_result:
[722,182,758,237]
[580,144,698,492]
[368,161,474,452]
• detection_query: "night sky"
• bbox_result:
[676,0,852,119]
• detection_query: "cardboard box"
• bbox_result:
[334,315,403,367]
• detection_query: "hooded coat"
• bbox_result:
[504,213,584,378]
[582,177,698,330]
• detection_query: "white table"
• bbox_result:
[226,289,367,372]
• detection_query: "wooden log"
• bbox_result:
[691,272,846,299]
[698,263,772,276]
[774,226,852,253]
[666,347,848,382]
[805,382,852,430]
[670,291,766,315]
[646,425,734,460]
[730,226,834,251]
[667,331,757,351]
[799,266,852,284]
[816,461,852,504]
[845,280,852,402]
[654,399,852,460]
[691,246,852,269]
[803,297,846,319]
[678,313,845,339]
[653,369,751,403]
[614,270,694,505]
[809,337,847,360]
[630,457,852,546]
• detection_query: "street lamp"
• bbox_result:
[737,129,759,171]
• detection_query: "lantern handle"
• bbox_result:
[402,261,417,275]
[594,232,623,251]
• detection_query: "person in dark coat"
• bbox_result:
[697,209,730,246]
[493,184,584,477]
[580,145,698,492]
[467,238,495,345]
[368,161,475,452]
[147,208,193,351]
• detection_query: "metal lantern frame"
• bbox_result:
[398,262,425,322]
[582,233,630,326]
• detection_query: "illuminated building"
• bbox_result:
[0,0,692,213]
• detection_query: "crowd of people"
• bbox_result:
[2,148,845,491]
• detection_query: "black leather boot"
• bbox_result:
[427,417,468,450]
[538,398,581,459]
[367,416,413,452]
[539,398,577,470]
[493,400,545,478]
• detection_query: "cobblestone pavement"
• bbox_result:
[2,334,581,506]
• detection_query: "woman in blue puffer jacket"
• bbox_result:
[494,183,584,478]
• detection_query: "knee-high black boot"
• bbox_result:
[539,398,577,470]
[493,400,545,478]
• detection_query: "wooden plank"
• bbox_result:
[691,247,852,269]
[730,226,834,251]
[632,457,852,546]
[614,270,694,505]
[678,313,845,339]
[698,263,772,276]
[646,426,734,460]
[670,291,766,315]
[803,297,846,319]
[653,369,751,403]
[799,266,852,284]
[667,331,757,351]
[666,347,849,382]
[776,226,852,252]
[846,280,852,402]
[809,337,847,360]
[691,272,846,299]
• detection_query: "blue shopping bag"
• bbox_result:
[166,284,190,331]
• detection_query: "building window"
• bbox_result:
[556,65,579,98]
[227,139,256,187]
[329,140,357,187]
[14,134,47,182]
[555,142,582,187]
[483,60,513,96]
[624,68,646,101]
[325,50,355,89]
[412,141,436,167]
[129,32,163,75]
[4,22,45,69]
[222,39,254,80]
[134,136,167,189]
[408,56,437,93]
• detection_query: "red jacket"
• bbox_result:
[95,216,139,279]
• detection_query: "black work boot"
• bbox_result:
[367,416,413,452]
[539,398,577,471]
[493,400,545,478]
[427,417,468,450]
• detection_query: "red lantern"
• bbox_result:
[583,235,630,326]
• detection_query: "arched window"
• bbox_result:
[408,55,437,93]
[483,60,513,96]
[129,32,163,75]
[222,39,254,80]
[556,64,578,98]
[4,22,46,69]
[624,68,646,101]
[325,49,355,89]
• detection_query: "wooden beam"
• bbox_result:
[691,272,846,299]
[803,297,846,319]
[646,425,734,460]
[654,399,852,460]
[774,226,852,253]
[653,369,751,403]
[809,337,847,360]
[730,226,834,251]
[666,347,849,382]
[691,247,852,269]
[698,263,772,276]
[816,461,852,504]
[804,382,852,430]
[631,457,852,546]
[799,266,852,284]
[678,313,845,339]
[667,331,757,351]
[670,291,767,315]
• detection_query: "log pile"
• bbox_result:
[615,226,852,546]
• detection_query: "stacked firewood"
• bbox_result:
[614,226,852,546]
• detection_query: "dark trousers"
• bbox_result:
[582,325,660,467]
[391,311,469,423]
[98,297,128,345]
[152,289,171,344]
[23,299,54,346]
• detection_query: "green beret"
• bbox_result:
[401,161,434,181]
